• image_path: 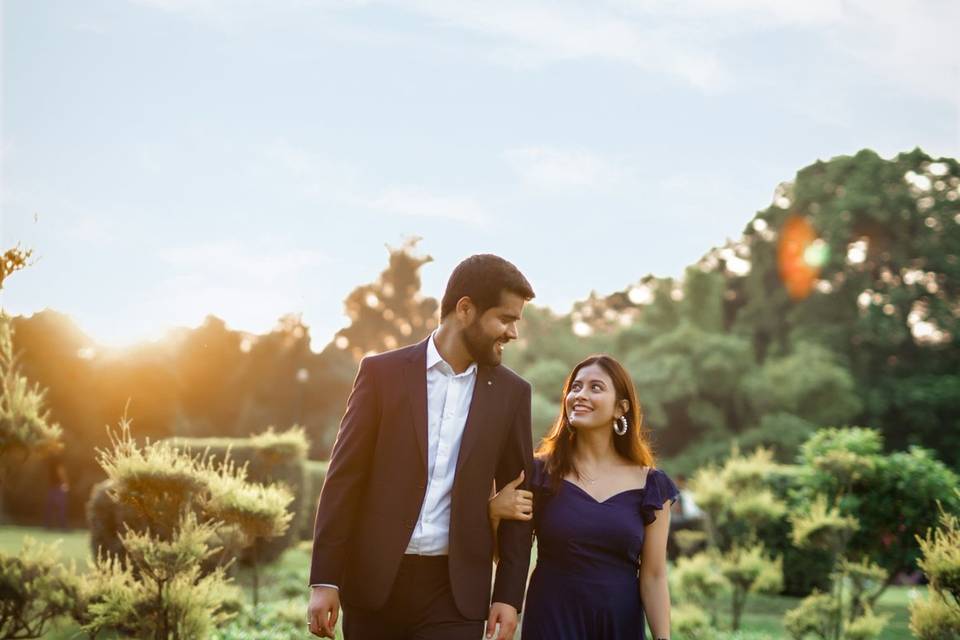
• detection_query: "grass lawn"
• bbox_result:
[0,524,91,566]
[1,525,915,639]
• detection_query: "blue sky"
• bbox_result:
[2,0,958,348]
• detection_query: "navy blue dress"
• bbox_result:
[521,458,679,640]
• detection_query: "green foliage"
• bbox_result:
[672,552,728,625]
[211,601,308,640]
[909,592,960,640]
[523,359,569,401]
[910,496,960,639]
[690,447,787,551]
[0,537,78,639]
[0,314,61,466]
[299,460,327,539]
[743,343,862,428]
[790,497,859,553]
[78,513,240,639]
[92,427,302,565]
[335,237,438,360]
[719,545,784,631]
[672,603,718,640]
[784,591,838,640]
[0,246,33,291]
[796,428,960,577]
[686,448,786,631]
[80,418,292,637]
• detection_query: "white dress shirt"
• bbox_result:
[405,333,477,555]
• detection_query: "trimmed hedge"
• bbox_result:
[299,460,328,540]
[88,428,308,565]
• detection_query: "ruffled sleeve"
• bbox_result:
[640,468,680,526]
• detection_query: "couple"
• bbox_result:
[308,255,676,640]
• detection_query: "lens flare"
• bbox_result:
[777,216,821,300]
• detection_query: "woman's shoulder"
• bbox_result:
[531,456,553,492]
[638,467,680,525]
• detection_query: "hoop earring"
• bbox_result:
[614,415,628,436]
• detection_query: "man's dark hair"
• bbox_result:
[440,254,535,319]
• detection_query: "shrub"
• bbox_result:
[299,459,327,540]
[90,427,307,565]
[0,314,61,465]
[910,496,960,639]
[0,537,78,639]
[76,416,293,637]
[672,603,716,640]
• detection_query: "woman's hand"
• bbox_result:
[489,470,533,521]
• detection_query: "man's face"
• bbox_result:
[462,291,525,366]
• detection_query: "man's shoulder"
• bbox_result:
[494,364,531,393]
[360,341,423,370]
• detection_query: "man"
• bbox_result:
[308,254,536,640]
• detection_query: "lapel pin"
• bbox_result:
[487,380,493,386]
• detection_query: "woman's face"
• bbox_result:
[565,363,624,431]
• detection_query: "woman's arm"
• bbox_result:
[640,499,672,639]
[488,470,533,562]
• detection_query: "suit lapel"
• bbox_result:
[405,339,430,471]
[456,364,499,474]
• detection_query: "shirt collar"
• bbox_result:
[427,331,477,378]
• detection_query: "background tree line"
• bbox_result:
[2,148,958,528]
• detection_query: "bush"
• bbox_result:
[299,460,327,540]
[910,497,960,639]
[75,417,292,638]
[672,603,716,640]
[90,427,307,565]
[0,537,78,639]
[212,600,309,640]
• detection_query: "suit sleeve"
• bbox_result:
[309,356,380,586]
[491,381,534,611]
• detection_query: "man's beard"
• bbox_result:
[462,323,501,366]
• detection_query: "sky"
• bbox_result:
[2,0,958,349]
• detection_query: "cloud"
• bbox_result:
[128,0,959,102]
[263,140,492,226]
[158,240,329,284]
[504,146,625,190]
[366,187,490,226]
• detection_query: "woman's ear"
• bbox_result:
[617,399,630,418]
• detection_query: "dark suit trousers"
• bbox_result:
[343,555,485,640]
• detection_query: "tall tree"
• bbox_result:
[335,237,439,360]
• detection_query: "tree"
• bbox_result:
[0,315,61,468]
[686,448,786,631]
[335,237,438,360]
[734,149,960,464]
[0,538,78,639]
[0,246,33,291]
[910,493,960,639]
[78,416,293,638]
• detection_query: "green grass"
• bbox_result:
[0,525,915,639]
[0,525,91,566]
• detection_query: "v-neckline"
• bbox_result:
[562,475,650,505]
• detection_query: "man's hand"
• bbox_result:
[485,602,518,640]
[307,586,340,638]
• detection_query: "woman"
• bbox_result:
[490,355,676,640]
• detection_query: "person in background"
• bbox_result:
[45,455,69,530]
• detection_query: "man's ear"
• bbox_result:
[455,296,477,325]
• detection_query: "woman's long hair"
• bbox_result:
[536,354,656,492]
